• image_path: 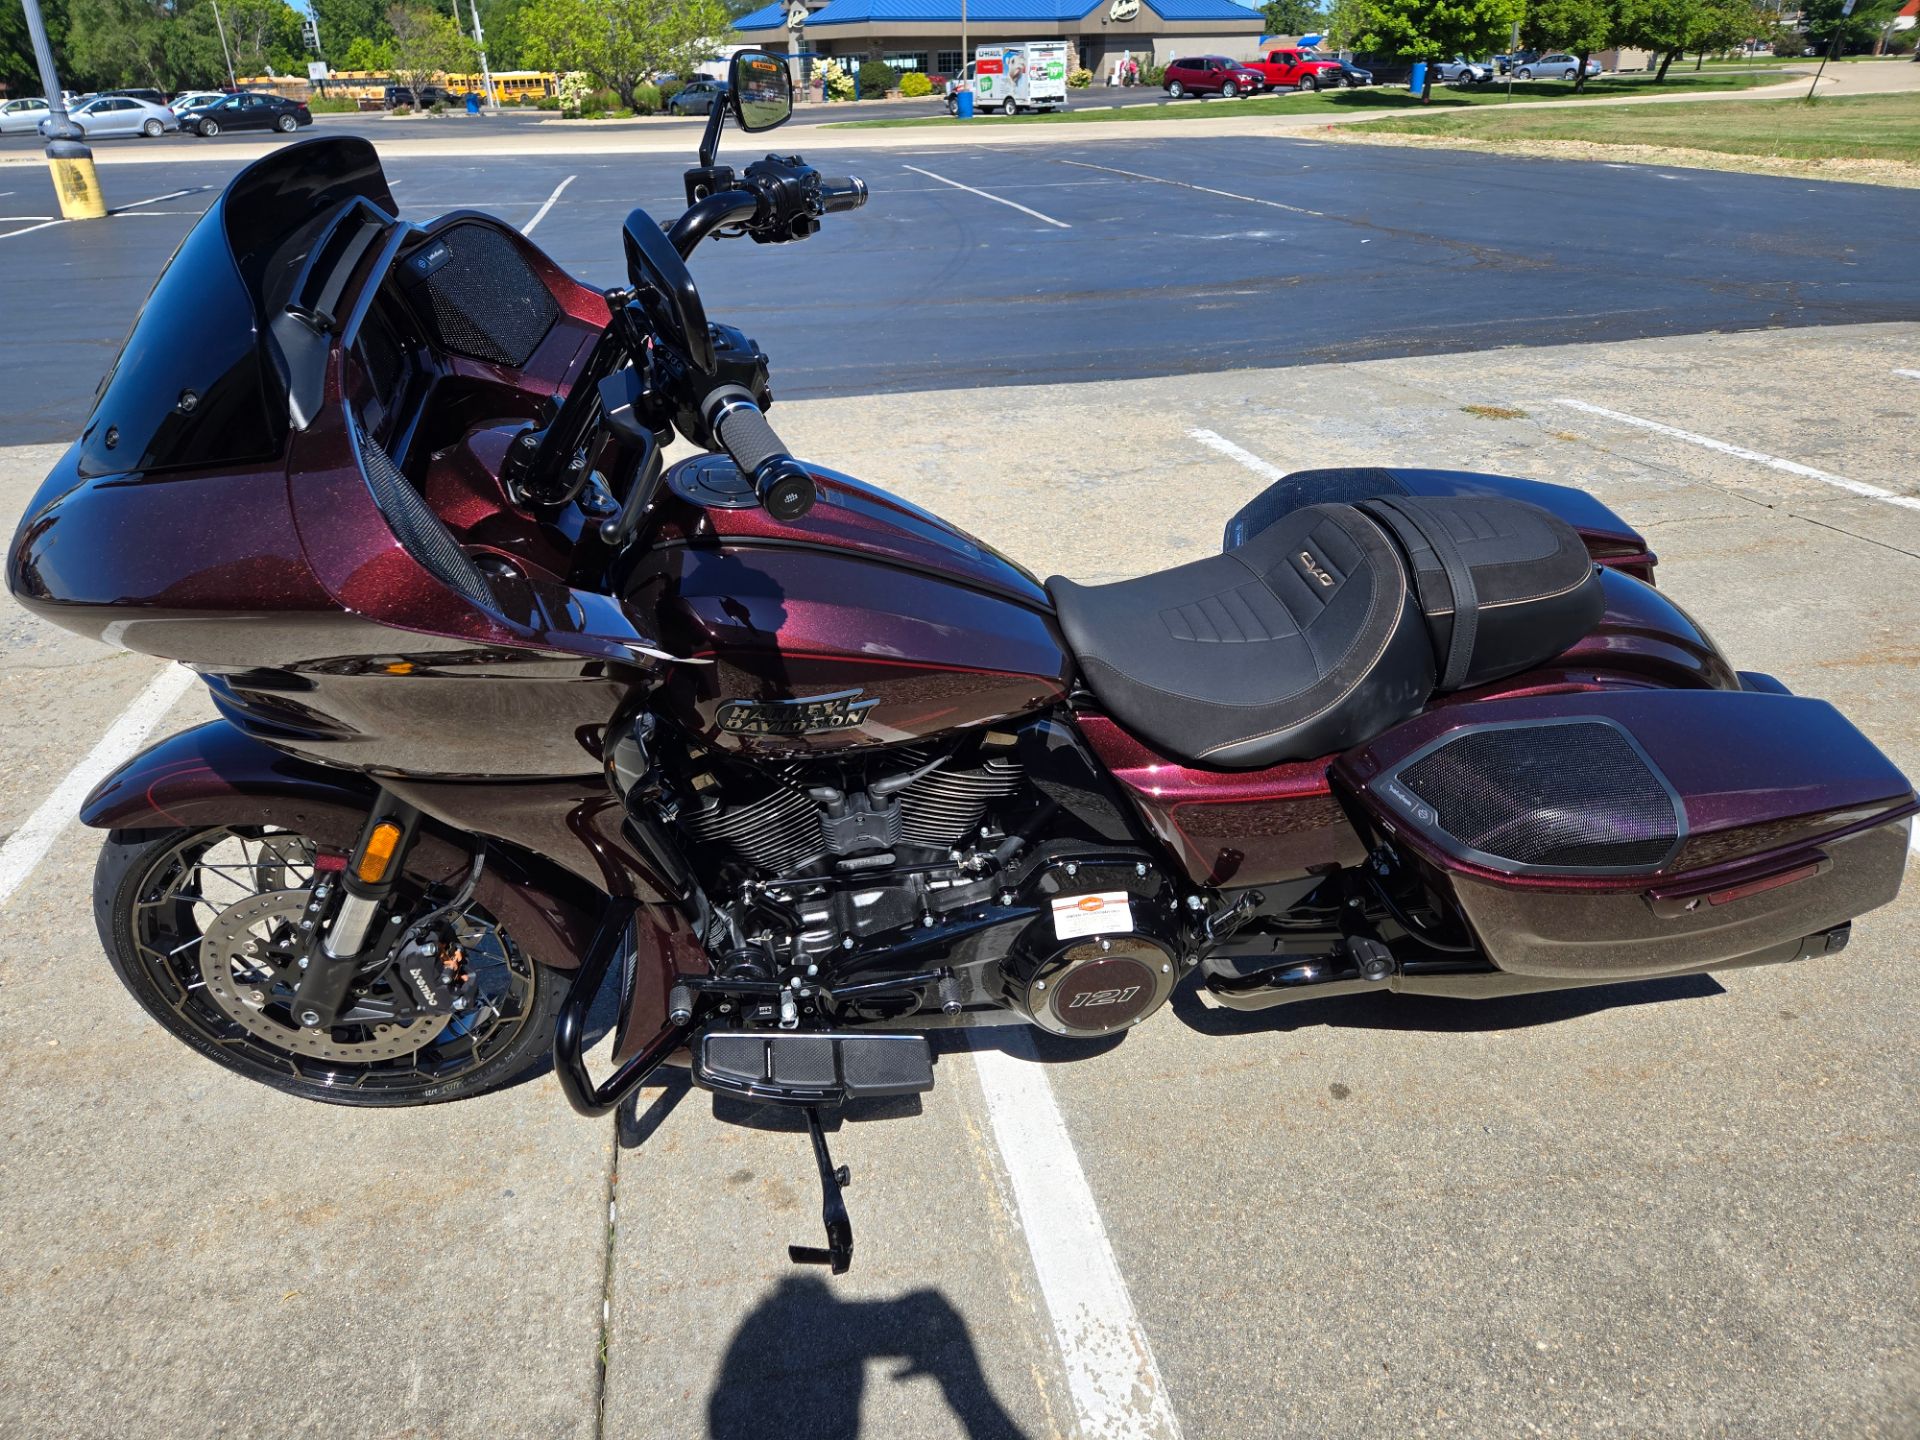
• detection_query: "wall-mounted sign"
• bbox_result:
[1109,0,1140,20]
[787,2,808,28]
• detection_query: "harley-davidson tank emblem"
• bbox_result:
[717,690,879,736]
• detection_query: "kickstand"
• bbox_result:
[787,1106,854,1275]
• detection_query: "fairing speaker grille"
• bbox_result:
[1394,720,1682,871]
[416,222,558,367]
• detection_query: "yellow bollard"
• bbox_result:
[46,140,108,220]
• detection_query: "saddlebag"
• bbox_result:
[1332,689,1916,981]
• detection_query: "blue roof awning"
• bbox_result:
[745,0,1258,25]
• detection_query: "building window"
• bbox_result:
[937,50,964,73]
[883,51,928,71]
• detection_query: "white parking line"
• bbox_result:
[112,188,194,213]
[0,665,196,910]
[1059,159,1325,218]
[1895,369,1920,381]
[971,1031,1182,1440]
[901,164,1071,228]
[1553,399,1920,513]
[1189,427,1286,481]
[521,174,576,236]
[0,218,66,241]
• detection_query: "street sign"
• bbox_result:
[308,61,329,81]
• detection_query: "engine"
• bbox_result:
[678,739,1026,957]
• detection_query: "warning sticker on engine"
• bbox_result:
[1051,891,1134,940]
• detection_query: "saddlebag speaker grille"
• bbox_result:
[415,222,558,368]
[1396,720,1681,871]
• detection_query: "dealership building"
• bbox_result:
[731,0,1268,84]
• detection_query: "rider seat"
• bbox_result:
[1048,495,1604,769]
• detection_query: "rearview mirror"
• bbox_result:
[730,50,793,132]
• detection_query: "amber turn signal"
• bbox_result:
[355,821,404,884]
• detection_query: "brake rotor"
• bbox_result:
[197,890,449,1063]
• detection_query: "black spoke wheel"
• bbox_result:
[95,825,567,1106]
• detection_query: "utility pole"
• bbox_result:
[20,0,105,219]
[468,0,500,112]
[961,0,969,80]
[210,0,239,88]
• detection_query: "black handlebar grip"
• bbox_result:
[703,385,816,521]
[817,176,868,214]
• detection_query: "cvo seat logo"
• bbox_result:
[1067,985,1142,1009]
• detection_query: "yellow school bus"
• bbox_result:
[445,71,558,102]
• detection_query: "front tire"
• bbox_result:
[95,826,567,1107]
[1222,81,1239,98]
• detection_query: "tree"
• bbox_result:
[1801,0,1899,53]
[521,0,728,109]
[2,0,73,95]
[1613,0,1698,79]
[387,0,473,96]
[1260,0,1324,39]
[1525,0,1612,90]
[1683,0,1757,68]
[340,33,397,69]
[196,0,308,76]
[1341,0,1524,98]
[317,0,394,65]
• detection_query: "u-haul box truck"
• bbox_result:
[972,42,1070,114]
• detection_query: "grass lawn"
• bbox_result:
[1352,92,1920,163]
[826,71,1786,128]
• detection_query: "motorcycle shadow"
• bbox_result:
[703,1273,1032,1440]
[1166,971,1726,1038]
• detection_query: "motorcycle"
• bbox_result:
[10,52,1914,1274]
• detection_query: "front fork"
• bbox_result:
[290,796,424,1030]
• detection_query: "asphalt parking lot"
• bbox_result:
[2,127,1918,1438]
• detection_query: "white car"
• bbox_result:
[0,97,51,135]
[58,95,181,139]
[171,91,228,115]
[1432,56,1493,84]
[1517,53,1603,81]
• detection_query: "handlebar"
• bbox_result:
[702,385,816,521]
[817,177,868,215]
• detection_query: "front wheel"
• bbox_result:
[199,118,220,136]
[277,113,298,132]
[94,825,567,1106]
[1222,81,1239,98]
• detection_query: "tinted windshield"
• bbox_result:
[79,138,397,478]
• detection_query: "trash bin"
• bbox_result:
[956,88,975,119]
[1409,61,1426,93]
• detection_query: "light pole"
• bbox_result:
[20,0,105,219]
[209,0,239,88]
[469,0,500,112]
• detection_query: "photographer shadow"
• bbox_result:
[706,1273,1030,1440]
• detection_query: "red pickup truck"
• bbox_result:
[1245,48,1346,91]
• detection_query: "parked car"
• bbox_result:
[1432,56,1494,84]
[1244,48,1346,91]
[0,97,51,135]
[62,94,181,139]
[1347,52,1417,86]
[182,91,313,136]
[667,78,729,115]
[170,91,229,115]
[1163,56,1267,99]
[383,84,459,109]
[1311,55,1374,86]
[1517,53,1602,80]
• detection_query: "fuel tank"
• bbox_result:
[625,458,1071,757]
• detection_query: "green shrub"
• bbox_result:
[1067,67,1093,88]
[898,70,932,97]
[428,99,448,116]
[390,103,413,115]
[856,60,895,97]
[659,77,686,105]
[1142,63,1166,86]
[534,95,560,110]
[819,60,855,100]
[631,82,662,115]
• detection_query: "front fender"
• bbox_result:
[82,719,600,974]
